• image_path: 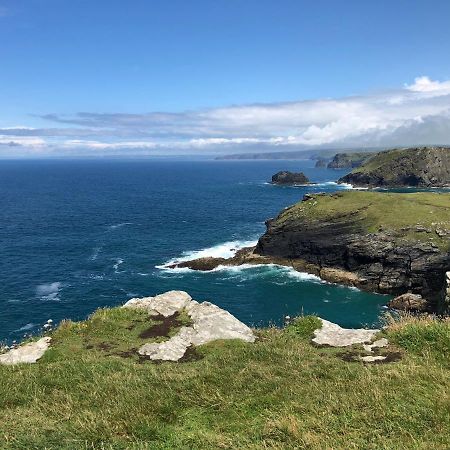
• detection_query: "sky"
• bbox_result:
[1,0,450,157]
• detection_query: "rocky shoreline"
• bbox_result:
[170,191,450,314]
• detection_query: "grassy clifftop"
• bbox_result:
[0,307,449,449]
[275,191,450,249]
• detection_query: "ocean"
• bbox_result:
[0,158,390,343]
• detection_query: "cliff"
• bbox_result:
[339,147,450,187]
[327,152,375,169]
[255,191,450,312]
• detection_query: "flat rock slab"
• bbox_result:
[363,338,389,353]
[360,355,387,363]
[312,319,379,347]
[123,290,192,317]
[0,337,51,365]
[135,291,255,361]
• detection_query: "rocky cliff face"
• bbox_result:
[255,192,450,312]
[327,152,374,169]
[339,147,450,187]
[271,171,310,185]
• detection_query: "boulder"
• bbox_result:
[388,293,428,312]
[0,337,51,365]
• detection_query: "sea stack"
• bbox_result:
[271,171,310,185]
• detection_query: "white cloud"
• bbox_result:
[2,76,450,156]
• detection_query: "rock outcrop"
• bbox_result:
[339,147,450,187]
[271,171,310,185]
[124,291,255,361]
[315,159,327,168]
[312,319,379,347]
[0,337,51,365]
[327,152,374,169]
[388,293,428,312]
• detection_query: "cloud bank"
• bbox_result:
[1,76,450,157]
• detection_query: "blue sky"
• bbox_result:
[1,0,450,156]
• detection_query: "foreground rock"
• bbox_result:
[271,171,310,185]
[255,191,450,313]
[312,319,379,347]
[0,337,51,365]
[125,291,255,361]
[339,147,450,187]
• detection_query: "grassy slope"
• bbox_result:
[0,308,449,449]
[274,191,450,249]
[350,148,408,174]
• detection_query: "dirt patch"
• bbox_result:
[178,346,203,363]
[139,312,185,339]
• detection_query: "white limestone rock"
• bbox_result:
[0,337,51,365]
[136,293,256,361]
[312,319,379,347]
[138,327,196,361]
[363,338,389,353]
[123,290,192,317]
[360,355,387,363]
[186,301,255,345]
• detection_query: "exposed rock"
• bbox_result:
[138,327,196,361]
[0,337,51,365]
[339,147,450,188]
[186,301,256,345]
[135,292,255,361]
[312,319,379,347]
[271,171,310,185]
[388,293,428,312]
[124,290,192,317]
[360,355,387,363]
[169,257,227,271]
[363,338,389,353]
[327,152,374,169]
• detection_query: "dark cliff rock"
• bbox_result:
[315,159,327,168]
[327,152,374,169]
[339,147,450,187]
[271,171,310,185]
[255,191,450,312]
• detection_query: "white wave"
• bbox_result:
[90,246,102,261]
[108,222,133,230]
[15,323,35,332]
[113,258,124,273]
[36,282,62,301]
[156,239,258,269]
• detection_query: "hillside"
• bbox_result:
[0,304,449,449]
[339,147,450,187]
[327,152,375,169]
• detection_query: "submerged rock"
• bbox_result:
[134,291,255,361]
[0,337,51,365]
[312,319,379,347]
[271,171,310,185]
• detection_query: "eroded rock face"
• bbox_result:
[133,292,255,361]
[0,337,51,365]
[312,319,379,347]
[271,171,310,185]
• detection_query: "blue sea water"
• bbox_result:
[0,159,390,343]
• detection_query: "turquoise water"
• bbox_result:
[0,159,390,343]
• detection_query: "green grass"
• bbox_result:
[0,308,449,449]
[275,191,450,249]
